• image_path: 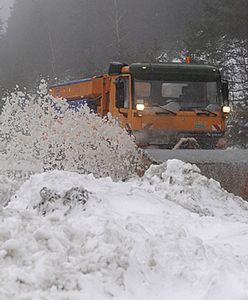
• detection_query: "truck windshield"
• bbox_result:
[134,80,222,109]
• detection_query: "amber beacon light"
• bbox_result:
[185,56,191,64]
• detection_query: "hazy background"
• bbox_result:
[0,0,247,93]
[0,0,14,22]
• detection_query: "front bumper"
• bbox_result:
[133,130,226,149]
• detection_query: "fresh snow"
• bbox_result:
[1,159,248,300]
[0,85,144,180]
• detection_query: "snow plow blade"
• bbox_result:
[145,149,248,200]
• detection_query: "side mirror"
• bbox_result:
[114,78,125,108]
[222,80,229,105]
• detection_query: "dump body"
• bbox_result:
[50,62,230,149]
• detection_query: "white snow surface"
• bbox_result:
[1,159,248,300]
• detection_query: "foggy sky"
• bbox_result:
[0,0,14,21]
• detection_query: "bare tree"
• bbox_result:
[113,0,121,59]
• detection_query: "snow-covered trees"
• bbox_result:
[181,0,248,148]
[0,0,201,91]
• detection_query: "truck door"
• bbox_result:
[114,76,132,128]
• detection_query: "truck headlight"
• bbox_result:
[222,106,231,113]
[136,103,145,111]
[136,99,145,111]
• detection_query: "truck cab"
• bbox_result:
[108,62,230,148]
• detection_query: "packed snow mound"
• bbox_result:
[2,160,248,299]
[141,159,248,220]
[0,82,143,180]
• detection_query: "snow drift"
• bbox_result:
[1,160,248,300]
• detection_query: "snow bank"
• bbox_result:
[142,160,248,220]
[1,160,248,299]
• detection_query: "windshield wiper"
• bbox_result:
[158,105,177,115]
[152,104,177,115]
[196,108,218,117]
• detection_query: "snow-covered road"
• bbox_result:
[1,160,248,299]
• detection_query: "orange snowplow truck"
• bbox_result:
[49,62,230,149]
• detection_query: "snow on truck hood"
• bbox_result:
[1,160,248,300]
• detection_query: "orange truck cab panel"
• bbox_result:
[49,62,230,149]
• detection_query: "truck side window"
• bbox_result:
[115,77,129,109]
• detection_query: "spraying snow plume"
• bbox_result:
[0,81,143,180]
